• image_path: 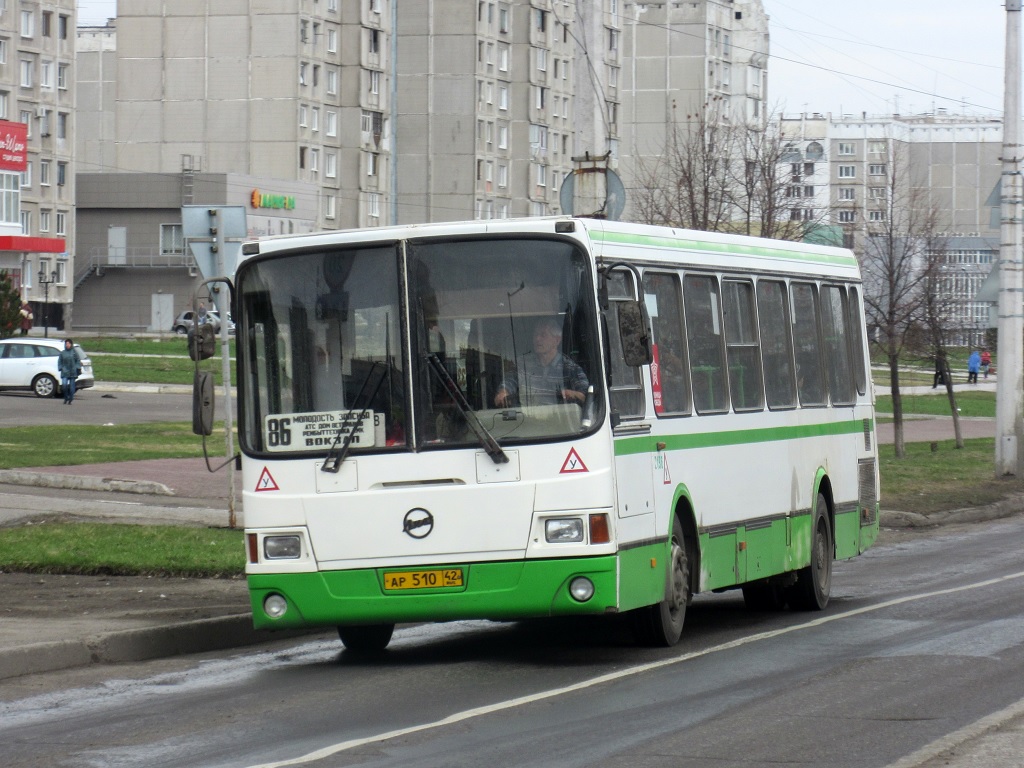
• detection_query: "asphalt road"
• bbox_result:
[0,389,195,426]
[1,516,1021,768]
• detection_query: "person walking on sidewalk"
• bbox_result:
[933,356,946,388]
[981,348,992,378]
[967,349,981,384]
[57,339,81,404]
[18,301,32,335]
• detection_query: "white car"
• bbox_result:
[0,338,95,398]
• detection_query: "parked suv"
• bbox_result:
[172,309,234,335]
[0,338,95,398]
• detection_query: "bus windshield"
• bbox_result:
[237,236,605,456]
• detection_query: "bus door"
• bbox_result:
[605,269,656,537]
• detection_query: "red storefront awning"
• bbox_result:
[0,236,65,253]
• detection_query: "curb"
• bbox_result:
[0,469,173,496]
[880,494,1024,529]
[0,615,324,682]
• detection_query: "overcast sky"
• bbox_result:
[76,0,1010,118]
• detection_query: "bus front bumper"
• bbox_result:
[248,556,622,631]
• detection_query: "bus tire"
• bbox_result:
[337,623,395,652]
[632,516,689,647]
[787,493,832,611]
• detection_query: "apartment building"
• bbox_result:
[0,1,74,331]
[780,111,1002,346]
[618,0,770,219]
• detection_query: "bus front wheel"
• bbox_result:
[632,516,689,647]
[787,493,832,611]
[337,623,395,652]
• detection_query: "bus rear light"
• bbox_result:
[589,514,610,544]
[247,533,259,564]
[545,518,584,543]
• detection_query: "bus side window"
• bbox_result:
[756,280,797,409]
[848,286,868,396]
[791,282,826,407]
[683,273,729,414]
[605,270,645,419]
[722,279,764,412]
[642,271,691,416]
[821,285,854,405]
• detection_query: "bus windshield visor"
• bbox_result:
[236,237,604,455]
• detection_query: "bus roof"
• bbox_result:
[241,216,861,279]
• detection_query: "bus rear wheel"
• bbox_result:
[632,516,689,647]
[337,623,395,652]
[787,493,832,611]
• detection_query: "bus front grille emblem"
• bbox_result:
[403,508,434,539]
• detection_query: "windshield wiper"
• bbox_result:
[426,353,508,464]
[321,361,385,474]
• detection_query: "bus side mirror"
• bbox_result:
[193,371,215,436]
[618,300,653,367]
[188,324,216,361]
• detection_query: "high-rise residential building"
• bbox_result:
[781,111,1003,346]
[0,1,74,331]
[618,0,770,218]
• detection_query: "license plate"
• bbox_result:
[383,568,464,591]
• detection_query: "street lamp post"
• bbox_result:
[38,269,57,338]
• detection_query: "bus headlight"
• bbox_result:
[264,593,288,618]
[264,535,302,559]
[545,518,584,543]
[569,577,595,602]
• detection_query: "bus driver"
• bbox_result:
[494,316,590,407]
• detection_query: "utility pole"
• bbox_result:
[209,208,236,526]
[997,0,1024,476]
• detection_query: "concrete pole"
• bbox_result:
[996,0,1024,476]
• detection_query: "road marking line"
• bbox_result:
[246,570,1024,768]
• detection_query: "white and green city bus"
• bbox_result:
[221,216,879,651]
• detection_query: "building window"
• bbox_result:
[868,141,886,154]
[498,123,508,149]
[369,28,380,54]
[326,110,337,137]
[39,209,50,232]
[534,86,546,109]
[869,163,887,176]
[0,91,8,120]
[56,211,65,235]
[327,68,338,95]
[20,160,30,188]
[869,186,885,199]
[20,210,30,234]
[368,192,381,218]
[838,187,855,201]
[838,142,854,155]
[20,10,33,38]
[498,164,508,188]
[58,14,68,39]
[499,5,510,33]
[536,163,546,187]
[869,210,885,222]
[40,61,52,90]
[369,69,381,94]
[57,63,67,90]
[327,28,337,53]
[498,85,508,110]
[311,107,319,132]
[310,148,319,172]
[57,162,66,186]
[299,62,308,85]
[19,60,32,88]
[838,165,855,178]
[0,174,18,225]
[838,210,856,223]
[160,223,184,255]
[324,195,336,220]
[0,39,7,65]
[326,152,337,178]
[40,160,49,186]
[56,112,67,139]
[299,104,308,126]
[367,152,378,176]
[608,28,619,51]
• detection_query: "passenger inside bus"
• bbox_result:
[493,316,590,407]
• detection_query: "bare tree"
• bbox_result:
[732,115,830,242]
[630,99,738,232]
[920,238,964,447]
[859,143,946,458]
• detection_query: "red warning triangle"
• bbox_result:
[255,466,280,492]
[559,448,589,474]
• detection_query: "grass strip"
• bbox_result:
[0,521,244,577]
[876,390,995,418]
[0,422,230,468]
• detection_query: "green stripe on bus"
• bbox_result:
[614,418,871,456]
[590,229,859,268]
